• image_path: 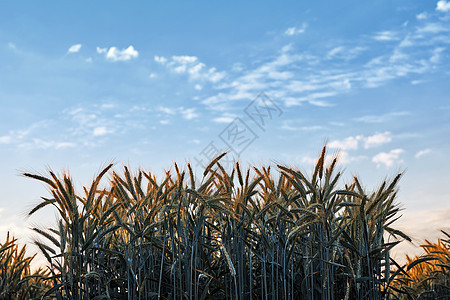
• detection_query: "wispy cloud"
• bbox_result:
[157,106,198,120]
[0,121,49,147]
[63,106,121,143]
[416,12,428,20]
[354,111,409,123]
[154,56,167,64]
[281,121,324,131]
[326,46,366,60]
[417,23,449,34]
[430,47,445,63]
[213,113,237,123]
[415,148,432,158]
[158,106,176,115]
[93,126,110,136]
[179,108,199,120]
[372,149,404,167]
[27,139,76,150]
[373,30,399,41]
[155,55,226,83]
[67,44,82,53]
[194,9,449,112]
[97,45,139,61]
[0,136,11,144]
[284,23,308,36]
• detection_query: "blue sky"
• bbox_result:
[0,1,449,259]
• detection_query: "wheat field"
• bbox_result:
[1,146,449,299]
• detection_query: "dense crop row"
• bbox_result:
[1,146,449,299]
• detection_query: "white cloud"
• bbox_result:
[180,108,198,120]
[213,116,235,123]
[96,47,107,54]
[55,142,76,149]
[430,47,445,63]
[390,48,408,62]
[93,126,109,136]
[281,44,293,52]
[157,106,198,120]
[8,42,16,50]
[158,106,176,115]
[172,55,198,64]
[372,149,404,167]
[67,44,82,53]
[329,136,363,150]
[364,131,392,148]
[154,56,167,64]
[157,55,226,83]
[281,120,324,131]
[173,65,187,73]
[417,23,448,34]
[0,122,49,147]
[0,136,11,144]
[29,139,75,150]
[189,16,449,113]
[416,12,428,20]
[213,113,237,123]
[194,84,202,90]
[399,36,414,48]
[206,68,226,82]
[411,79,425,85]
[327,46,366,60]
[189,63,205,76]
[306,92,336,106]
[284,23,307,36]
[436,0,450,12]
[100,103,116,109]
[327,46,345,58]
[268,71,294,80]
[328,132,392,151]
[415,148,432,158]
[97,45,139,61]
[149,73,157,78]
[160,120,170,125]
[373,31,399,41]
[355,111,409,123]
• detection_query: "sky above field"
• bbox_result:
[0,1,449,258]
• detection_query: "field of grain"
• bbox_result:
[1,146,449,299]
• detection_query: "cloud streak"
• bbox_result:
[415,148,432,158]
[284,23,308,36]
